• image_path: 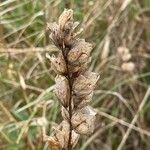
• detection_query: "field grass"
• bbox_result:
[0,0,150,150]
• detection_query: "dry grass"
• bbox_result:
[0,0,150,150]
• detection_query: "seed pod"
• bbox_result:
[54,75,70,107]
[48,52,67,75]
[68,39,92,66]
[73,71,99,97]
[48,121,80,150]
[71,106,97,135]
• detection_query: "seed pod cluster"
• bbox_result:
[47,9,99,150]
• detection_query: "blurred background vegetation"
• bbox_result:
[0,0,150,150]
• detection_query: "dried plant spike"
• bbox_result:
[46,9,99,150]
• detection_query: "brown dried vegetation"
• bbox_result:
[46,9,99,150]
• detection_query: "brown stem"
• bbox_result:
[67,76,73,150]
[61,45,73,150]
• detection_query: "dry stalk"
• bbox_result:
[0,45,57,54]
[46,9,99,150]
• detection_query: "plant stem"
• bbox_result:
[61,45,73,150]
[67,76,73,150]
